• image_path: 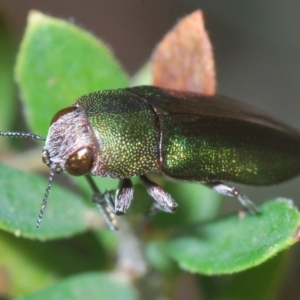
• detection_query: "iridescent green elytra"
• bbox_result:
[2,85,300,229]
[75,86,300,185]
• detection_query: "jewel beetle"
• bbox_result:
[1,85,300,230]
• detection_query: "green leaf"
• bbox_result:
[10,10,129,237]
[15,11,129,137]
[206,253,287,300]
[0,163,99,240]
[165,199,300,274]
[130,62,152,86]
[0,230,108,296]
[14,272,137,300]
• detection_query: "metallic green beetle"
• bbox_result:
[2,86,300,229]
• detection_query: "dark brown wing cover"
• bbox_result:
[130,86,300,185]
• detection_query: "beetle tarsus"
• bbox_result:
[140,175,178,213]
[102,192,116,213]
[147,202,174,216]
[92,193,119,230]
[204,181,259,214]
[85,175,119,230]
[101,179,134,215]
[236,192,259,214]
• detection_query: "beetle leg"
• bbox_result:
[148,202,175,216]
[204,181,259,213]
[140,175,178,213]
[85,175,119,230]
[104,178,134,215]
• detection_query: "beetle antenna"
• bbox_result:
[36,168,56,228]
[0,131,45,141]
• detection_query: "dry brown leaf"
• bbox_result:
[152,10,216,95]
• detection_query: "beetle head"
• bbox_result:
[42,105,96,176]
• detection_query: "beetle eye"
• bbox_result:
[65,147,94,176]
[51,106,77,125]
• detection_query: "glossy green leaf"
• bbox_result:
[15,11,129,137]
[0,163,101,240]
[165,199,300,274]
[14,272,137,300]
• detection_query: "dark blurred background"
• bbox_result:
[0,1,300,297]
